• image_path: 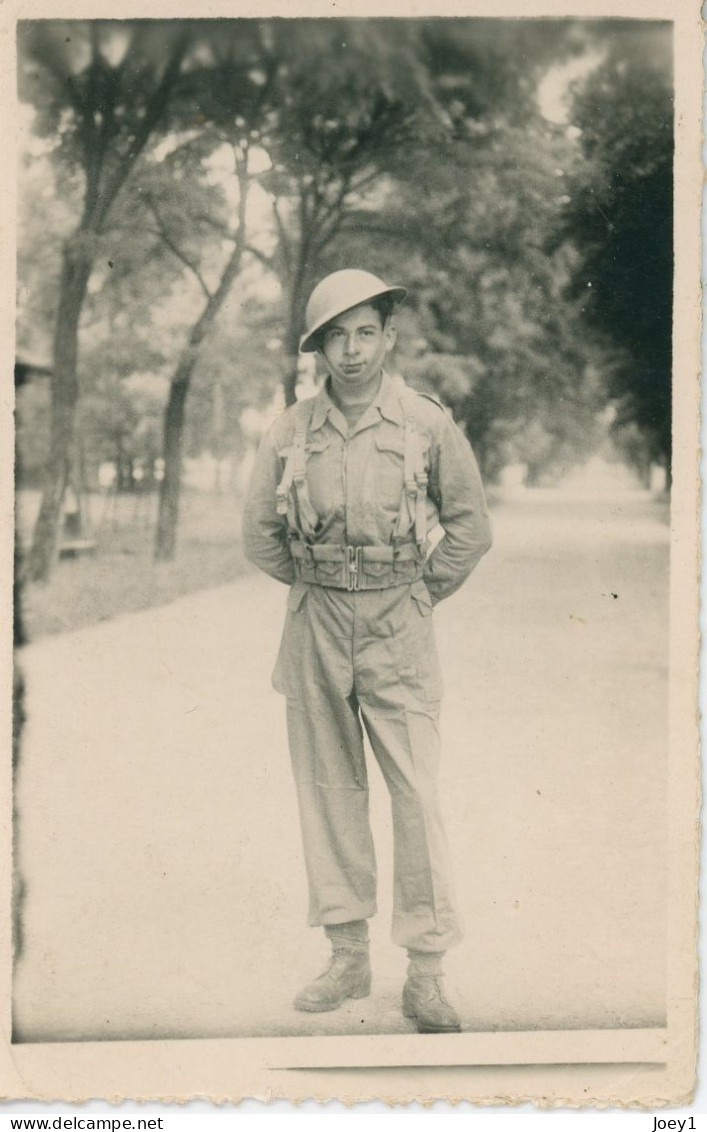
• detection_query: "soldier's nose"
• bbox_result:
[344,335,360,357]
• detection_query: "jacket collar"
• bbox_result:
[309,371,404,432]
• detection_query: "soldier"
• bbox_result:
[242,269,492,1033]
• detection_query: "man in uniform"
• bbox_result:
[243,269,492,1033]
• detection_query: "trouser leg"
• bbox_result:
[325,919,370,953]
[286,691,377,926]
[407,949,445,975]
[276,584,378,928]
[361,702,462,952]
[355,583,463,953]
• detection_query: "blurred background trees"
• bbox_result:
[18,21,192,578]
[16,16,673,582]
[561,24,673,483]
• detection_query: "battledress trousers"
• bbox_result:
[242,372,492,954]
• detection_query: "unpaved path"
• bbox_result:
[13,489,669,1040]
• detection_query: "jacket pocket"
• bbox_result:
[374,432,405,458]
[374,431,406,515]
[305,438,330,456]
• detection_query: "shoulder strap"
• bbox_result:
[393,387,429,550]
[275,399,319,540]
[292,403,310,486]
[418,390,446,413]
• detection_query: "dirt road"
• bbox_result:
[13,488,669,1040]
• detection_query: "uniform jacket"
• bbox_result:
[242,372,492,606]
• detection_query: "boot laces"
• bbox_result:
[411,974,451,1006]
[319,948,363,979]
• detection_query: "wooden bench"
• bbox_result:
[58,538,97,559]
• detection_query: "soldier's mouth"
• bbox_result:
[343,365,364,375]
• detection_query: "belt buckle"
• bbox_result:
[346,545,362,591]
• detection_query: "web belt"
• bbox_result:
[289,541,422,592]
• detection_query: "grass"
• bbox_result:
[17,489,251,642]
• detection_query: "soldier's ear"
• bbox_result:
[384,318,397,351]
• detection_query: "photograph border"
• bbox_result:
[0,0,700,1106]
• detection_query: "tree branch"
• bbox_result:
[327,218,435,256]
[192,210,240,241]
[186,161,251,350]
[143,194,213,299]
[311,168,356,240]
[349,167,383,197]
[92,28,190,230]
[271,198,292,276]
[81,26,105,221]
[245,244,275,271]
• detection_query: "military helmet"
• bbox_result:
[299,269,407,353]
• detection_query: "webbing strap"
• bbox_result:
[393,409,415,540]
[275,454,294,516]
[275,451,302,538]
[393,406,428,549]
[275,401,319,540]
[278,391,429,551]
[293,408,320,539]
[414,435,428,547]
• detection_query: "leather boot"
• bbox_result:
[402,975,462,1033]
[294,948,372,1013]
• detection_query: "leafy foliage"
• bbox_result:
[16,15,674,561]
[562,37,673,468]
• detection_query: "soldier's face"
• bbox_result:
[318,302,396,389]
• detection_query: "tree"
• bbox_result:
[563,29,673,473]
[353,108,601,481]
[146,28,278,559]
[19,21,191,580]
[305,21,604,481]
[250,19,442,405]
[151,158,250,559]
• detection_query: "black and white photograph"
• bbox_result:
[4,0,700,1107]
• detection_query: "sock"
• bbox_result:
[407,949,445,978]
[325,920,369,953]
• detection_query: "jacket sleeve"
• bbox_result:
[241,428,297,586]
[422,413,492,605]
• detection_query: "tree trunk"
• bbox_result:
[154,224,248,562]
[154,360,192,561]
[27,243,92,582]
[283,264,312,407]
[283,351,300,409]
[24,28,191,580]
